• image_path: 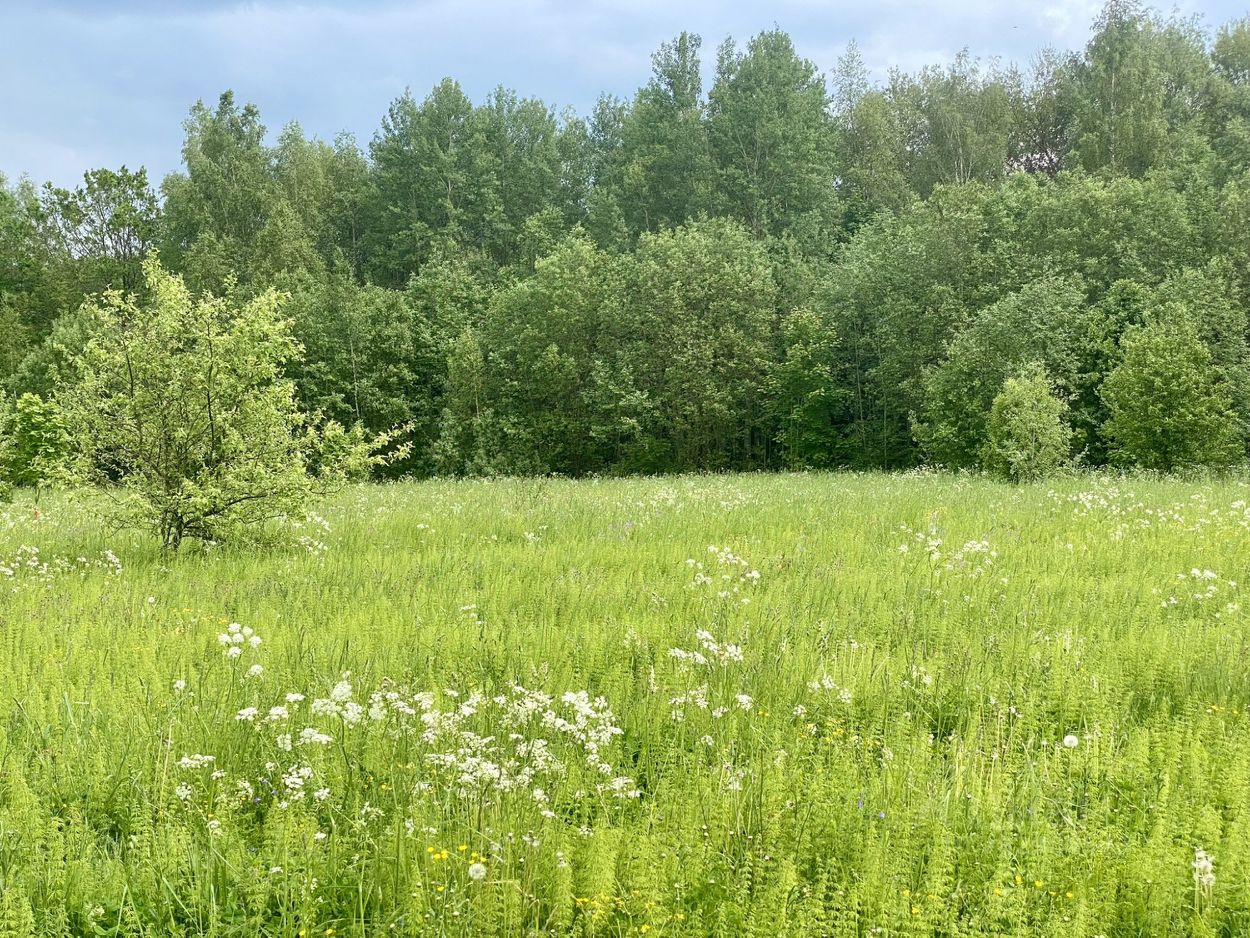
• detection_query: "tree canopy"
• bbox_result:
[5,2,1250,481]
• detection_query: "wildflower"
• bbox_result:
[173,679,187,692]
[235,707,258,722]
[468,862,487,881]
[1062,734,1079,748]
[247,664,264,678]
[1194,848,1215,888]
[298,727,334,746]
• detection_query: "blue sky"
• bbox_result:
[2,0,1246,189]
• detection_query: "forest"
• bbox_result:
[3,0,1250,479]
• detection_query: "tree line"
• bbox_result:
[3,0,1250,483]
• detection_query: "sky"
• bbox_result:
[2,0,1246,189]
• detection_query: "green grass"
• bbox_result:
[2,472,1250,936]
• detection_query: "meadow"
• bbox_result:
[1,472,1249,937]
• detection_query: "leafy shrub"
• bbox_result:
[980,363,1072,482]
[60,256,402,549]
[1101,315,1243,471]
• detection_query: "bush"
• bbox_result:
[60,256,401,550]
[1100,315,1243,471]
[980,364,1072,482]
[0,392,71,489]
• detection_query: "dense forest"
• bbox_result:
[3,0,1250,477]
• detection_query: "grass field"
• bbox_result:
[2,472,1250,936]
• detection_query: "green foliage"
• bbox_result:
[918,276,1090,468]
[980,364,1073,481]
[38,166,160,295]
[59,256,386,549]
[8,10,1250,477]
[286,261,435,473]
[772,308,847,468]
[623,218,777,470]
[707,30,838,245]
[1102,315,1244,470]
[0,393,71,489]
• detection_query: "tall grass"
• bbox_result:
[1,472,1249,936]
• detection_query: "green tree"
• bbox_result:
[624,219,777,470]
[1101,315,1243,470]
[889,51,1017,195]
[771,307,848,468]
[597,33,714,237]
[478,233,635,474]
[917,276,1090,468]
[831,43,914,228]
[707,31,838,244]
[286,261,434,473]
[433,327,493,475]
[1069,1,1209,176]
[60,257,384,549]
[160,91,277,292]
[980,364,1073,481]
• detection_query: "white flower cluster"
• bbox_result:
[1194,848,1215,888]
[422,685,634,799]
[685,545,760,600]
[173,626,640,819]
[807,674,853,705]
[897,525,944,562]
[0,545,124,583]
[941,538,997,578]
[217,622,263,660]
[666,628,757,723]
[1161,568,1239,614]
[668,629,744,668]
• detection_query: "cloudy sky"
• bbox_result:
[2,0,1245,189]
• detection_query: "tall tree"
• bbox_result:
[38,166,160,295]
[707,31,838,245]
[161,92,277,292]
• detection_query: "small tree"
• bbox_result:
[61,256,393,550]
[980,364,1072,482]
[1101,316,1243,471]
